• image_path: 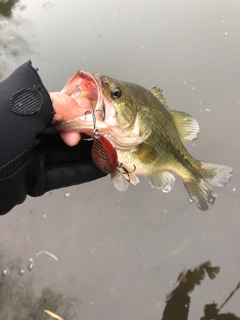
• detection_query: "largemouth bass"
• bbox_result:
[56,71,232,211]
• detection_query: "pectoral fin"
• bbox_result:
[134,143,158,164]
[148,171,175,192]
[170,110,200,141]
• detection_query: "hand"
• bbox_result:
[50,92,92,146]
[27,136,107,198]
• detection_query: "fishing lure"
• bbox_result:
[90,110,129,191]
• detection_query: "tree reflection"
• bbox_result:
[0,0,31,80]
[0,248,239,319]
[0,0,20,18]
[200,303,240,320]
[161,261,240,320]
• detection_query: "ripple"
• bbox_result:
[8,281,27,303]
[0,252,16,275]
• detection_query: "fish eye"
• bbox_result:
[111,86,122,99]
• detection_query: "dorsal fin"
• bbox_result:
[170,110,200,142]
[150,86,170,110]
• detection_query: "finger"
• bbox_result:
[72,97,93,115]
[59,131,82,146]
[50,92,92,121]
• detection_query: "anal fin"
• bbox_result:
[148,171,175,193]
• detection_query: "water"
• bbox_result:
[0,0,240,319]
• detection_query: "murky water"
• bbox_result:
[0,0,240,319]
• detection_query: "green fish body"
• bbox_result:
[56,71,233,211]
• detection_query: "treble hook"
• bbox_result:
[117,163,136,182]
[85,109,103,138]
[92,110,100,138]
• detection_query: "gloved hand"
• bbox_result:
[28,133,107,197]
[0,61,106,215]
[0,131,106,215]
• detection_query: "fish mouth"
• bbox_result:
[57,70,108,135]
[56,71,151,149]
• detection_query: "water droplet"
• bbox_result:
[233,188,236,192]
[163,185,171,193]
[224,32,228,36]
[43,214,46,218]
[3,269,8,275]
[1,252,16,273]
[28,262,34,271]
[209,198,213,203]
[189,199,193,204]
[19,269,25,275]
[64,192,70,198]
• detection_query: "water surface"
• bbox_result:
[0,1,239,319]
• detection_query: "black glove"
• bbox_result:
[0,132,107,215]
[0,61,107,215]
[28,133,107,196]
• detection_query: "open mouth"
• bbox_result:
[56,71,108,134]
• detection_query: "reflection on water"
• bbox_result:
[162,261,240,320]
[201,303,240,320]
[0,0,31,80]
[0,0,19,17]
[0,249,78,320]
[0,248,239,319]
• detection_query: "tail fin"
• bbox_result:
[201,162,233,187]
[183,162,233,211]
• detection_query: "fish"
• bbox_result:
[55,71,233,211]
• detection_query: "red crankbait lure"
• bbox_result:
[91,133,118,175]
[90,111,129,191]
